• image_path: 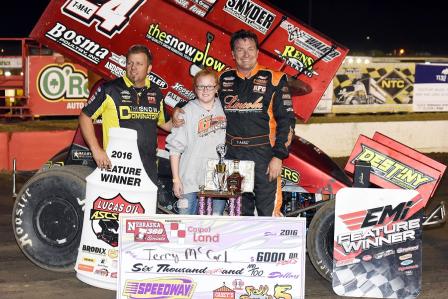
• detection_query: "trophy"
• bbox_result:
[213,144,228,192]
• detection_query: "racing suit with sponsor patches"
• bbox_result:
[219,64,294,216]
[82,75,169,184]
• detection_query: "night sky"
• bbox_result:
[0,0,446,55]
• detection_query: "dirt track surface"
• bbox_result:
[1,153,447,299]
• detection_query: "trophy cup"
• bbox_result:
[213,144,228,192]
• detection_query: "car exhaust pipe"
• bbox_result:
[12,159,17,198]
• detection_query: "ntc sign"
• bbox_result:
[37,64,89,101]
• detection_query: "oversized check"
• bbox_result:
[118,215,306,299]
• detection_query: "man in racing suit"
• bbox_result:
[79,44,171,185]
[221,30,295,216]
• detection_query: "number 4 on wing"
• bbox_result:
[62,0,147,38]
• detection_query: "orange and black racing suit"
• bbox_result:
[82,75,169,185]
[219,64,294,216]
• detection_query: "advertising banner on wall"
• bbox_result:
[313,80,333,114]
[118,214,306,299]
[413,63,448,112]
[30,0,348,122]
[0,56,22,69]
[28,55,89,116]
[332,63,415,113]
[333,188,423,298]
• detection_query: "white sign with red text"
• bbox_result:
[118,214,306,299]
[333,188,423,298]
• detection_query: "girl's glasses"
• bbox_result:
[196,85,216,91]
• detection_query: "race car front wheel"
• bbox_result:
[12,165,93,272]
[307,199,335,282]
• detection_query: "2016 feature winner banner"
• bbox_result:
[118,215,306,299]
[332,63,415,113]
[413,63,448,112]
[333,188,423,299]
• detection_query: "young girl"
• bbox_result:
[166,69,227,215]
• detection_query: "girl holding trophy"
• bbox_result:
[166,69,227,215]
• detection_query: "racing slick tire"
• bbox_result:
[307,199,335,282]
[12,165,93,272]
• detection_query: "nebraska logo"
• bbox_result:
[126,219,169,243]
[353,145,435,189]
[61,0,147,38]
[37,64,89,102]
[90,194,145,247]
[123,277,196,299]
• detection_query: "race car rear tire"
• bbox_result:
[12,165,93,272]
[307,199,335,282]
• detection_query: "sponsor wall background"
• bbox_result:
[413,63,448,111]
[312,61,448,114]
[331,63,415,113]
[28,56,89,116]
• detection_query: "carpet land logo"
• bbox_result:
[123,277,196,299]
[37,64,89,102]
[352,145,435,189]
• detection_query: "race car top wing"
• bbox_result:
[30,0,349,122]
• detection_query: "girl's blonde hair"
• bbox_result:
[193,69,219,88]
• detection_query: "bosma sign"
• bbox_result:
[29,56,89,116]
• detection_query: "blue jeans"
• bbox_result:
[177,192,226,215]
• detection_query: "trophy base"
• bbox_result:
[197,190,242,216]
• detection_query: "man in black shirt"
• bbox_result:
[79,44,171,184]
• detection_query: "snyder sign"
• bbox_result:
[118,214,306,299]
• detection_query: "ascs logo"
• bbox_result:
[37,64,89,102]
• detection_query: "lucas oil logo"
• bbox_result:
[90,194,145,247]
[123,277,196,299]
[353,145,435,189]
[37,64,89,102]
[224,0,275,34]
